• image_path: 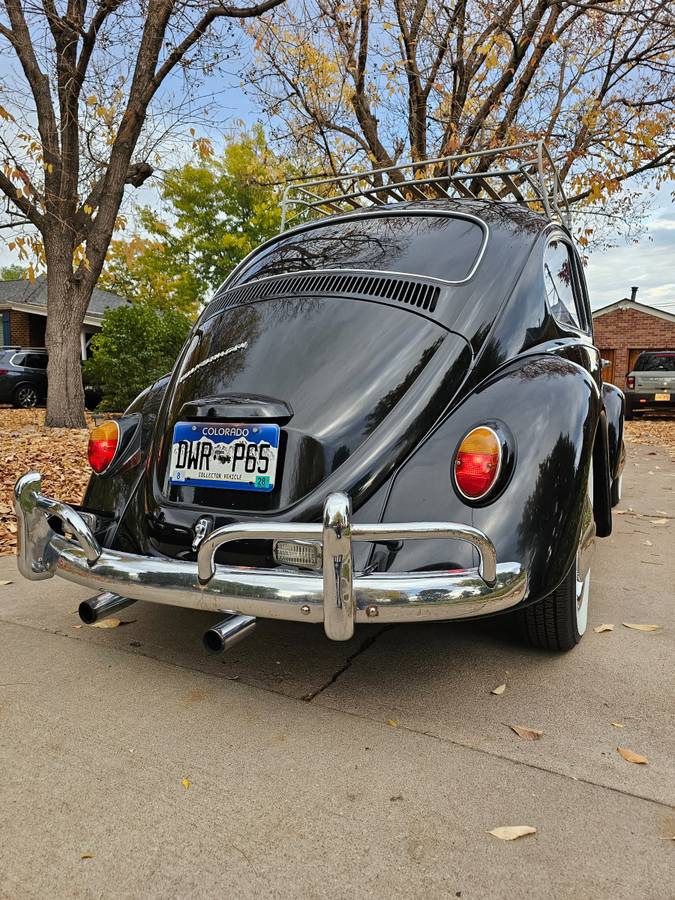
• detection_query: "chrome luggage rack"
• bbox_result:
[280,140,570,232]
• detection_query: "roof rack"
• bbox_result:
[280,140,571,232]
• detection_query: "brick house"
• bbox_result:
[592,287,675,388]
[0,276,127,359]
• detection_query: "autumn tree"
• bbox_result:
[100,128,283,314]
[246,0,674,233]
[0,0,284,428]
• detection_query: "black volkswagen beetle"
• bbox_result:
[15,145,625,654]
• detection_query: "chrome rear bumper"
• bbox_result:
[15,472,527,641]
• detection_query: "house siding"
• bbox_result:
[593,306,675,388]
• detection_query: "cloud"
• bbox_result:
[586,200,675,311]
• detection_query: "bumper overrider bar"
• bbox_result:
[14,472,527,642]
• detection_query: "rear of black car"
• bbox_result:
[121,211,495,564]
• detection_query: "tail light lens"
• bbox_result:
[88,420,120,474]
[453,426,502,501]
[626,375,635,390]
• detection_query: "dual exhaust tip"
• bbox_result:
[78,592,256,653]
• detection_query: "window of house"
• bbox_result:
[544,240,582,329]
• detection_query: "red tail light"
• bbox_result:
[0,369,7,376]
[626,375,635,390]
[453,426,502,500]
[88,420,120,474]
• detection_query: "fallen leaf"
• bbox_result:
[622,623,661,632]
[80,853,94,860]
[491,683,506,695]
[90,618,122,629]
[510,724,543,741]
[488,826,537,841]
[72,624,83,629]
[593,623,614,633]
[386,719,399,727]
[617,747,648,765]
[611,722,625,728]
[650,518,668,526]
[181,777,190,789]
[0,579,12,586]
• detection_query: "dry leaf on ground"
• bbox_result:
[488,826,537,841]
[0,408,93,554]
[593,623,614,633]
[491,683,506,695]
[181,777,190,789]
[510,724,543,741]
[386,719,399,727]
[650,518,669,526]
[622,623,661,632]
[80,853,94,860]
[611,722,625,728]
[617,747,648,765]
[0,580,12,586]
[90,618,122,629]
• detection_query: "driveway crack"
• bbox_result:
[301,626,395,702]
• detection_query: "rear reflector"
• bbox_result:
[626,376,635,389]
[88,420,120,474]
[454,426,502,501]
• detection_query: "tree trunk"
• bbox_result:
[44,266,89,429]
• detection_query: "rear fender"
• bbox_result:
[80,375,170,543]
[377,354,601,606]
[602,382,626,481]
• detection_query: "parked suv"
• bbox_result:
[625,350,675,418]
[0,347,48,408]
[0,346,102,409]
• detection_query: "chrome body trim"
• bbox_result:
[15,472,527,641]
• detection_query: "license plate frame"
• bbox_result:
[655,392,671,401]
[169,422,280,492]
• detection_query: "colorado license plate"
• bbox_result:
[169,422,280,492]
[655,393,670,401]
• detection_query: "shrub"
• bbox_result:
[84,303,191,411]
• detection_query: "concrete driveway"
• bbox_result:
[0,441,673,899]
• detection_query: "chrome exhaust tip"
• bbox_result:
[78,591,136,625]
[203,614,256,654]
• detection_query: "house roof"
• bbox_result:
[0,276,128,324]
[592,297,675,325]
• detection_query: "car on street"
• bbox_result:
[0,347,48,408]
[15,141,625,655]
[0,345,102,409]
[625,350,675,418]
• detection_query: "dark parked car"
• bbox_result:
[0,346,102,409]
[0,347,48,407]
[15,142,625,655]
[625,350,675,418]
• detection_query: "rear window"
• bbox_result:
[233,214,485,285]
[635,352,675,371]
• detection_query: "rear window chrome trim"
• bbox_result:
[217,209,489,294]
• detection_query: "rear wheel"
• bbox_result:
[519,467,592,651]
[13,384,38,408]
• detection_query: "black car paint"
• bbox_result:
[82,200,624,611]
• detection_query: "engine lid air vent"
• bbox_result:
[204,271,441,321]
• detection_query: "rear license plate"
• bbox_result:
[169,422,280,492]
[655,393,670,401]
